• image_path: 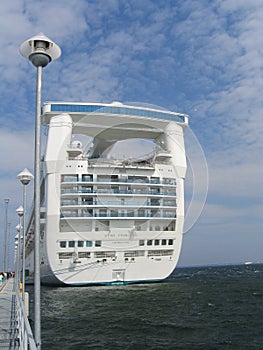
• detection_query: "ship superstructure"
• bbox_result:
[25,102,188,285]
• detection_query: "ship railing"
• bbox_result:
[94,179,176,185]
[60,200,176,207]
[61,178,176,185]
[88,158,122,165]
[60,212,176,218]
[88,157,155,167]
[14,286,37,349]
[61,189,176,196]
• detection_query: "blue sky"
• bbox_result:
[0,0,262,270]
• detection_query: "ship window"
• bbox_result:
[108,210,117,217]
[78,240,84,247]
[82,175,93,182]
[95,240,101,247]
[99,209,107,217]
[95,251,115,258]
[147,240,153,246]
[148,250,173,257]
[150,177,160,184]
[124,251,145,257]
[78,252,91,258]
[154,240,160,246]
[97,175,111,182]
[86,240,92,247]
[62,175,78,182]
[68,241,75,248]
[58,252,73,259]
[139,240,144,246]
[161,239,167,245]
[168,239,173,245]
[82,197,93,205]
[150,198,160,206]
[81,185,92,193]
[60,241,67,248]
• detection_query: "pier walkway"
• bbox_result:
[0,278,18,348]
[0,278,37,349]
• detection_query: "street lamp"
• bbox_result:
[15,225,22,288]
[16,206,24,288]
[14,232,19,274]
[19,33,61,350]
[3,198,10,272]
[17,168,34,302]
[7,222,11,270]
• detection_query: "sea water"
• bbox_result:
[27,264,263,349]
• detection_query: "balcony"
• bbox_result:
[60,211,176,219]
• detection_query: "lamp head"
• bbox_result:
[19,33,61,67]
[16,224,22,232]
[16,205,24,217]
[17,168,34,185]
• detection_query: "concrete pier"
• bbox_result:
[0,278,19,348]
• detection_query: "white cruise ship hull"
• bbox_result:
[25,102,188,286]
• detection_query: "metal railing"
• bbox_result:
[61,188,176,196]
[60,211,176,218]
[60,200,176,207]
[14,286,37,349]
[62,178,176,185]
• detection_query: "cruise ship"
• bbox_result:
[25,101,188,286]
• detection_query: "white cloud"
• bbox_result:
[0,129,34,173]
[207,159,263,199]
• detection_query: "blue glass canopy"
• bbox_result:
[49,103,186,123]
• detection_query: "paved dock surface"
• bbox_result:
[0,278,19,349]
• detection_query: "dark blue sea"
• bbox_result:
[27,264,263,349]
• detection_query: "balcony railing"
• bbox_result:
[61,189,176,196]
[60,212,176,218]
[60,201,176,207]
[61,178,176,185]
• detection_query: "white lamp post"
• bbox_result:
[7,222,11,270]
[14,232,19,274]
[16,206,24,288]
[19,33,61,350]
[15,227,21,288]
[17,168,34,302]
[3,198,10,272]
